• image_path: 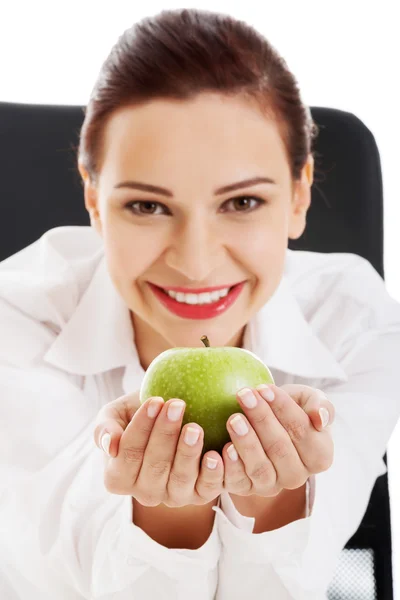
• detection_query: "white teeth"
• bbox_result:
[185,294,198,305]
[165,287,231,305]
[198,292,212,304]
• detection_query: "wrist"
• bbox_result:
[132,496,220,549]
[228,483,307,533]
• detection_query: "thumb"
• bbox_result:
[280,384,334,432]
[93,390,141,458]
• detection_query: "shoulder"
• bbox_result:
[285,248,398,324]
[0,226,104,367]
[285,248,380,291]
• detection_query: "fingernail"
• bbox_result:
[101,433,111,456]
[230,415,249,436]
[227,444,239,461]
[237,387,257,408]
[256,384,275,402]
[319,407,330,428]
[167,400,185,422]
[206,457,218,469]
[184,426,200,446]
[147,397,164,418]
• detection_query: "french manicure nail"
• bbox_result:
[206,457,218,469]
[230,415,249,436]
[319,407,330,428]
[101,433,111,456]
[167,400,185,422]
[237,387,257,408]
[184,426,200,446]
[256,384,275,402]
[147,397,164,418]
[227,444,239,461]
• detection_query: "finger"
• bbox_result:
[104,396,164,494]
[166,423,204,506]
[256,384,333,475]
[93,391,141,458]
[235,387,308,490]
[225,407,284,493]
[135,398,186,503]
[221,442,252,495]
[195,450,224,504]
[168,426,223,507]
[279,384,335,432]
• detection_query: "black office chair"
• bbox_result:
[0,101,392,599]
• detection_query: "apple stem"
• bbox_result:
[200,335,210,347]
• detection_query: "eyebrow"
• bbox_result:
[114,176,277,197]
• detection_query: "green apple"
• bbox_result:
[139,336,274,455]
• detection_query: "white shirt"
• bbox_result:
[1,225,400,600]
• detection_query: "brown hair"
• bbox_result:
[77,8,318,186]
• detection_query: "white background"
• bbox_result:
[1,0,400,595]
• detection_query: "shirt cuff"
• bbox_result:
[214,503,311,564]
[91,495,221,597]
[213,479,315,563]
[217,492,256,532]
[306,475,316,517]
[217,476,315,533]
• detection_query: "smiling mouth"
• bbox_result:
[157,285,235,305]
[147,281,246,320]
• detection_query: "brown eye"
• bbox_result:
[124,201,169,216]
[139,202,158,214]
[222,196,266,213]
[233,197,252,211]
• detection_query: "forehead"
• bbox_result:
[100,93,290,181]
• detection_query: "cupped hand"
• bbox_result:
[93,391,224,507]
[221,384,335,497]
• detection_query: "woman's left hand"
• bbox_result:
[222,384,335,497]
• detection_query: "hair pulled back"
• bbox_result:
[77,8,318,185]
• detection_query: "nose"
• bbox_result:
[165,217,225,283]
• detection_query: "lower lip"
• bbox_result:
[148,282,246,320]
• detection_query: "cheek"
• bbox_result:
[102,224,163,283]
[234,221,285,268]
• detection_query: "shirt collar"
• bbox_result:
[242,274,347,381]
[44,258,140,376]
[44,256,348,383]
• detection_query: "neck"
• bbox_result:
[131,313,246,370]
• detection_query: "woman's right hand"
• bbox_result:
[93,391,224,508]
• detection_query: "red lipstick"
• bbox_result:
[148,282,245,320]
[161,284,239,294]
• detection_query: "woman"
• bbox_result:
[1,8,400,599]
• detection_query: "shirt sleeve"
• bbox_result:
[213,306,400,598]
[0,364,220,600]
[215,477,312,534]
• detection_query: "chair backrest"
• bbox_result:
[0,101,392,598]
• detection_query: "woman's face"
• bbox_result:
[80,93,313,353]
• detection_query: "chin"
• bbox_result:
[159,319,245,349]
